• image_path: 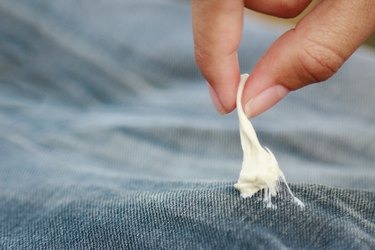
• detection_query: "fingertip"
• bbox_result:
[244,85,289,117]
[207,76,239,114]
[212,74,240,114]
[207,83,227,115]
[203,57,240,114]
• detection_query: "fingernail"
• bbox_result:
[207,83,226,115]
[244,85,289,117]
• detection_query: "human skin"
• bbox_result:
[192,0,375,117]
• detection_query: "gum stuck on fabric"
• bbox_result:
[234,74,305,209]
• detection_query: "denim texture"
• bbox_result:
[0,0,374,249]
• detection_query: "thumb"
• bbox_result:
[243,0,375,117]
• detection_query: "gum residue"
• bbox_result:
[234,74,305,209]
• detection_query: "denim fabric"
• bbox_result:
[0,0,374,249]
[1,182,375,249]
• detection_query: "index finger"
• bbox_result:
[192,0,244,113]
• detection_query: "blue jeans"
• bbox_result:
[0,0,374,249]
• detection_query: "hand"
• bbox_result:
[192,0,375,117]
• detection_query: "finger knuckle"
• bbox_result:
[298,40,344,83]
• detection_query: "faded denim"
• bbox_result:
[0,0,374,249]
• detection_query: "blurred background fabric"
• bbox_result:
[0,0,374,249]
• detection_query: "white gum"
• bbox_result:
[234,74,305,209]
